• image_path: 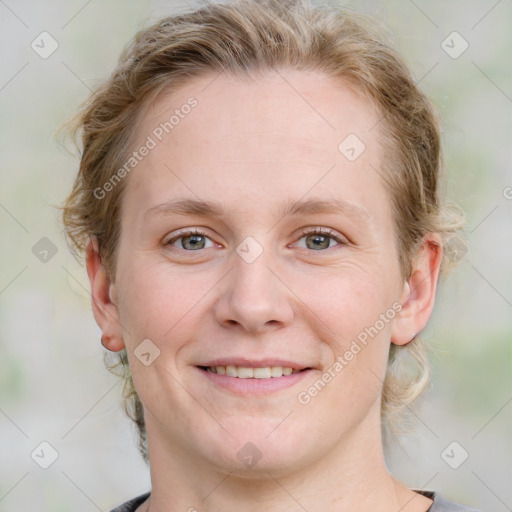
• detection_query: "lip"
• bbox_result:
[198,358,311,370]
[197,366,312,394]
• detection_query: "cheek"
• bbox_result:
[297,275,395,421]
[306,269,397,391]
[308,266,398,340]
[116,258,206,338]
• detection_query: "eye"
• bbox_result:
[164,227,348,253]
[165,229,216,251]
[295,227,348,251]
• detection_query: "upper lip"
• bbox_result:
[198,358,311,370]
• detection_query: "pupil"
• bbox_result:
[185,235,204,249]
[309,235,328,250]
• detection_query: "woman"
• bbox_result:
[61,0,480,510]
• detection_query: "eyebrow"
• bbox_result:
[144,197,370,223]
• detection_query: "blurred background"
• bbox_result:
[0,0,510,510]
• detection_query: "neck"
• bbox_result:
[141,404,431,512]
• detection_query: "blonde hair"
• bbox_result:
[61,0,464,462]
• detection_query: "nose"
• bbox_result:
[213,243,294,333]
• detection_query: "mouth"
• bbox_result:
[196,359,313,394]
[197,365,311,379]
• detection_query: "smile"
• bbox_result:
[199,365,306,378]
[197,364,312,394]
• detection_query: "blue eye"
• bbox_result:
[165,227,347,252]
[166,229,214,250]
[296,228,347,251]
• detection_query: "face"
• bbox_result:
[95,70,425,475]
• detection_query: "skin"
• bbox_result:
[86,70,442,511]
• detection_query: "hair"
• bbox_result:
[61,0,464,462]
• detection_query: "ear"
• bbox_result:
[391,233,443,346]
[85,238,125,352]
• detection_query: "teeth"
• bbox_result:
[206,365,300,378]
[226,365,237,377]
[270,366,283,377]
[253,367,271,379]
[238,367,254,379]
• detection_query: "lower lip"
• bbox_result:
[197,367,311,394]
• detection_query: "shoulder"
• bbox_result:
[416,490,483,512]
[109,492,150,512]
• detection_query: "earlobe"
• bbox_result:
[391,234,442,346]
[85,238,125,352]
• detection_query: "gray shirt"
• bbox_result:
[109,490,482,511]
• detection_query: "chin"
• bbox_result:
[198,419,322,477]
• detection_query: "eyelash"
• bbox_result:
[165,227,348,251]
[297,227,347,247]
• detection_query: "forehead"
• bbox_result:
[138,69,380,157]
[123,69,386,222]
